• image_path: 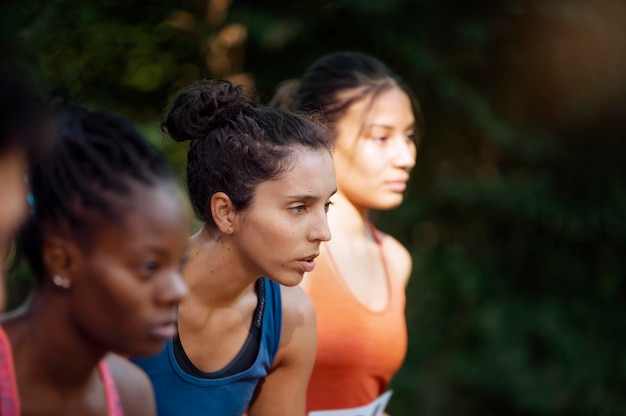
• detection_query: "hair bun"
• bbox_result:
[163,79,254,143]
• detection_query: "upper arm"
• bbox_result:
[105,353,157,416]
[381,233,413,288]
[248,285,317,416]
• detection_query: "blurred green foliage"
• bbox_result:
[2,0,625,414]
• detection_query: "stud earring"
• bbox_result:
[227,226,232,232]
[52,274,72,289]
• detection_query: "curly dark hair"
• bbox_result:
[162,79,333,228]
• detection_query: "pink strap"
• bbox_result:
[0,326,123,416]
[366,220,383,245]
[99,360,124,416]
[0,325,19,416]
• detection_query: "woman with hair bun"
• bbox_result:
[132,80,337,416]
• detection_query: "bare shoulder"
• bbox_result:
[278,284,316,334]
[275,285,317,365]
[104,353,157,416]
[377,229,413,288]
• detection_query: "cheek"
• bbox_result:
[83,269,148,321]
[0,172,28,236]
[238,218,296,262]
[337,149,383,186]
[408,142,418,162]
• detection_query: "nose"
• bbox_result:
[309,210,332,243]
[158,271,189,304]
[392,136,417,170]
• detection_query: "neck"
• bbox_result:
[177,226,259,336]
[185,226,258,307]
[328,191,371,237]
[7,290,104,389]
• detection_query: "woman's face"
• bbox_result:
[233,148,336,286]
[333,85,417,212]
[68,182,190,357]
[0,147,28,311]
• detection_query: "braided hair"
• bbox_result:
[19,103,177,278]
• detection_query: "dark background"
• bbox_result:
[2,1,625,414]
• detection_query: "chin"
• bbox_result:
[374,201,403,211]
[279,273,304,287]
[369,193,404,209]
[118,340,167,359]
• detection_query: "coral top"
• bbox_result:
[305,226,408,411]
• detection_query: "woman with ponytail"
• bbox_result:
[271,51,422,415]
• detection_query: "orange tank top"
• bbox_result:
[304,226,408,411]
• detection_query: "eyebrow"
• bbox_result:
[286,189,337,200]
[131,247,168,256]
[368,122,416,131]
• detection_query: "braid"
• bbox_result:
[19,103,176,278]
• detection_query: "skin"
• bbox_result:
[1,181,190,416]
[0,148,28,311]
[178,148,337,416]
[303,85,416,316]
[332,86,417,214]
[302,84,416,416]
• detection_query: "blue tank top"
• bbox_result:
[132,278,282,416]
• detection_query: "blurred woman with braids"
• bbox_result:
[132,79,336,416]
[0,102,190,415]
[271,51,422,414]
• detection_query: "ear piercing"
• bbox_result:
[52,274,72,289]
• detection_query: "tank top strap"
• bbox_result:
[263,277,283,363]
[366,220,383,245]
[366,221,404,301]
[0,325,19,416]
[98,360,124,416]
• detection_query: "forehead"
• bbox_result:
[78,181,187,244]
[349,86,414,125]
[253,149,336,200]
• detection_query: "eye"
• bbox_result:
[177,254,189,273]
[406,128,422,144]
[289,205,307,214]
[138,261,160,277]
[324,201,333,213]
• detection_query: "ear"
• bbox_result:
[210,191,236,234]
[42,235,77,277]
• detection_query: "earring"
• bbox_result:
[52,274,72,289]
[227,226,232,233]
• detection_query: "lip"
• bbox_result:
[148,320,178,340]
[298,252,319,273]
[386,180,408,192]
[298,259,316,273]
